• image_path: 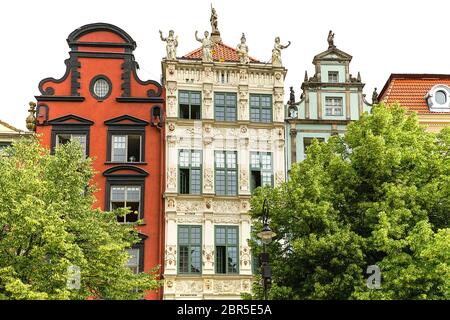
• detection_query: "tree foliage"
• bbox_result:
[0,138,161,299]
[249,104,450,299]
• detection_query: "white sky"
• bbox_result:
[1,0,449,130]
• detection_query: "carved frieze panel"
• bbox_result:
[212,200,240,214]
[165,245,177,268]
[177,199,204,214]
[166,167,177,190]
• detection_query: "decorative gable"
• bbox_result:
[313,47,352,64]
[104,115,148,126]
[47,114,94,126]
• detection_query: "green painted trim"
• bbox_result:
[214,150,238,196]
[178,149,203,195]
[249,93,273,123]
[178,90,202,120]
[177,225,203,275]
[214,92,237,122]
[249,151,273,193]
[214,225,240,275]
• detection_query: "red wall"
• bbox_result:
[35,23,165,300]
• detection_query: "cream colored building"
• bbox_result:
[161,11,287,299]
[0,119,29,151]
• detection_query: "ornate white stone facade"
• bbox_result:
[161,17,286,300]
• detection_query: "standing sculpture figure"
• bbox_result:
[236,33,249,64]
[159,30,178,60]
[372,87,379,104]
[289,87,295,105]
[271,37,291,66]
[195,30,213,63]
[210,6,219,34]
[327,30,335,48]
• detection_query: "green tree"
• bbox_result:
[0,138,161,299]
[249,103,450,300]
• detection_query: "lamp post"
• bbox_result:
[257,198,276,300]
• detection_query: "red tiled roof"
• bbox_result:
[182,42,259,63]
[379,74,450,114]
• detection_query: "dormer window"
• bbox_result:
[328,71,339,83]
[426,85,450,112]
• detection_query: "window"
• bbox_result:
[179,150,202,194]
[250,94,272,123]
[215,151,237,195]
[303,137,325,154]
[435,90,447,105]
[178,226,202,274]
[111,134,142,162]
[215,93,237,121]
[110,185,141,223]
[90,75,112,100]
[0,142,11,152]
[325,97,343,116]
[55,133,87,157]
[179,91,201,119]
[328,71,339,83]
[215,226,239,274]
[250,152,273,192]
[126,248,140,274]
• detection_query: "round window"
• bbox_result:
[90,76,112,100]
[435,90,447,105]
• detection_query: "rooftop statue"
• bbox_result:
[210,6,219,34]
[328,30,335,48]
[159,30,178,60]
[195,30,213,63]
[236,33,249,64]
[271,36,291,67]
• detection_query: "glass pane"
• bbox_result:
[94,79,109,98]
[226,94,236,106]
[215,105,225,121]
[126,249,139,268]
[111,186,126,201]
[250,153,260,169]
[216,171,226,195]
[190,227,201,245]
[250,107,260,122]
[250,95,259,107]
[179,168,190,194]
[191,105,201,120]
[179,91,189,104]
[227,247,238,274]
[191,246,201,273]
[261,96,271,107]
[227,228,238,245]
[215,227,226,245]
[190,92,201,104]
[227,171,237,195]
[215,94,225,105]
[179,227,189,244]
[179,150,190,167]
[262,172,272,187]
[191,151,201,168]
[261,108,271,122]
[180,104,190,119]
[436,90,447,104]
[179,246,189,273]
[261,153,272,170]
[112,135,126,162]
[191,169,201,194]
[126,186,141,202]
[215,152,225,168]
[57,134,71,146]
[226,153,236,169]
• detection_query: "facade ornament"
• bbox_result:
[210,6,220,34]
[26,102,37,131]
[271,37,291,67]
[327,30,335,49]
[357,72,361,82]
[159,30,178,60]
[288,86,295,105]
[236,33,249,64]
[195,31,214,62]
[372,87,379,104]
[304,71,308,82]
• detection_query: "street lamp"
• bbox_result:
[257,198,276,300]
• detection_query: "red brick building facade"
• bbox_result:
[34,23,165,299]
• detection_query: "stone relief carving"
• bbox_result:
[213,217,241,224]
[240,200,249,211]
[239,69,248,80]
[165,245,177,268]
[203,168,214,190]
[168,122,176,132]
[213,280,242,294]
[177,216,204,224]
[212,200,240,214]
[240,246,251,267]
[167,97,177,117]
[202,245,214,267]
[175,280,203,294]
[167,198,176,209]
[167,82,177,96]
[239,170,248,192]
[167,167,177,189]
[177,200,204,213]
[275,170,285,185]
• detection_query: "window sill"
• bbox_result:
[105,162,147,165]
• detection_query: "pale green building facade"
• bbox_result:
[285,38,373,175]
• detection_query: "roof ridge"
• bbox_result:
[0,119,24,133]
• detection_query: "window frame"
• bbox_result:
[51,125,90,157]
[215,225,239,275]
[106,127,146,163]
[178,149,202,195]
[325,97,344,116]
[250,151,273,192]
[249,94,273,123]
[125,233,146,274]
[303,137,325,154]
[177,225,202,275]
[178,90,202,120]
[328,71,339,83]
[105,178,145,222]
[214,92,237,122]
[89,75,112,101]
[214,150,238,196]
